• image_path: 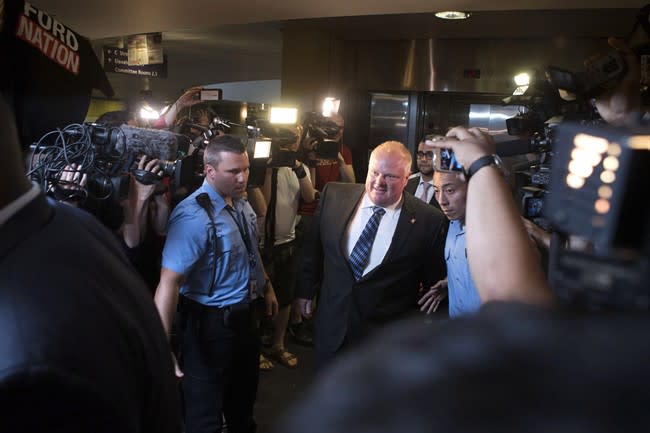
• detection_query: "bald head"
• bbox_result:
[0,96,31,207]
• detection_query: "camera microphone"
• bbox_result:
[115,125,190,160]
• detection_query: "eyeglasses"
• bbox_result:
[416,151,434,160]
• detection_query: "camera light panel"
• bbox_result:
[253,140,272,159]
[548,122,650,253]
[322,97,340,117]
[269,107,297,125]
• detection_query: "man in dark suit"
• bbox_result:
[295,141,447,368]
[405,136,441,210]
[0,96,181,431]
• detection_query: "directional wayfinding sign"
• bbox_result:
[103,46,167,78]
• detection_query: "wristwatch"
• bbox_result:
[463,154,504,181]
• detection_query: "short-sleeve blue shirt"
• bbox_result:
[446,220,481,317]
[162,180,265,307]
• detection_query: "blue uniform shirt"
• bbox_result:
[446,220,481,317]
[162,180,265,307]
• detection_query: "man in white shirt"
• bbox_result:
[262,125,316,368]
[295,141,447,368]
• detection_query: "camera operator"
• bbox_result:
[300,113,356,188]
[121,155,168,247]
[119,154,172,291]
[0,96,181,432]
[44,150,171,292]
[82,111,174,290]
[262,125,316,368]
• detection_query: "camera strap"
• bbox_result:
[225,204,256,269]
[196,193,218,294]
[263,168,278,261]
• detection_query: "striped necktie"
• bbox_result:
[349,206,386,281]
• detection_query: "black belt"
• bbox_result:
[179,296,254,332]
[180,295,250,315]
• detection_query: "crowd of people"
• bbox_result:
[1,35,648,433]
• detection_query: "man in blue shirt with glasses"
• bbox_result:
[154,135,278,433]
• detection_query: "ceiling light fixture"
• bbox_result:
[435,11,470,20]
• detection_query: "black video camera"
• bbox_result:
[270,126,300,168]
[29,123,192,208]
[545,122,650,311]
[502,68,601,228]
[302,112,341,160]
[546,52,628,100]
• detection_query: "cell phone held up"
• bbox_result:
[433,147,463,173]
[190,89,222,103]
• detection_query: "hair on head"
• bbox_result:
[204,134,246,167]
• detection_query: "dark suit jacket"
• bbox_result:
[297,183,447,357]
[0,194,181,432]
[405,174,441,210]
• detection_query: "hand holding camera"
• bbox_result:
[424,127,496,174]
[131,155,162,202]
[48,163,88,205]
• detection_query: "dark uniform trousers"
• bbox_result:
[181,297,260,433]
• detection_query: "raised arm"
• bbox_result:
[153,86,203,129]
[426,128,554,307]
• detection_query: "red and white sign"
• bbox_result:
[14,2,80,75]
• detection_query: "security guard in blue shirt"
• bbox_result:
[154,134,278,433]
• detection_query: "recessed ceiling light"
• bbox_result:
[435,11,470,20]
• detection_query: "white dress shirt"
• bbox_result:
[345,193,402,277]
